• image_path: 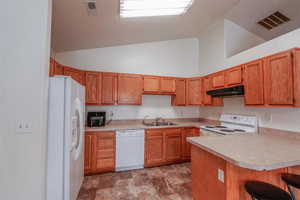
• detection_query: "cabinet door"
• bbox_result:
[211,72,225,89]
[186,78,202,106]
[118,74,142,105]
[49,58,64,77]
[264,51,294,106]
[202,76,212,105]
[93,131,115,173]
[293,49,300,107]
[85,72,101,105]
[244,60,264,105]
[143,76,161,94]
[84,134,94,174]
[145,129,165,167]
[160,78,176,93]
[64,66,85,85]
[226,66,243,87]
[172,79,186,106]
[102,72,117,105]
[165,128,182,162]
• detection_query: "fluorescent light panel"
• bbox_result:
[120,0,194,18]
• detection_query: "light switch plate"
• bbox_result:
[218,169,224,183]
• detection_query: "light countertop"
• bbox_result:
[85,118,219,132]
[188,128,300,171]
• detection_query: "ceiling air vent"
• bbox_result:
[258,11,290,30]
[85,0,97,16]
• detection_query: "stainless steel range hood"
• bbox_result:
[207,86,244,97]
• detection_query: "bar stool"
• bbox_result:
[282,173,300,200]
[245,181,292,200]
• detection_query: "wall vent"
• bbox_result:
[258,11,290,30]
[85,0,97,16]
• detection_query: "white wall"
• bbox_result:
[55,38,200,77]
[224,20,265,57]
[0,0,51,199]
[56,38,200,120]
[87,95,200,120]
[198,20,300,132]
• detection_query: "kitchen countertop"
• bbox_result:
[188,128,300,171]
[85,118,219,132]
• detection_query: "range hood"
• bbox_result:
[207,85,244,97]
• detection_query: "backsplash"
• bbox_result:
[86,95,201,121]
[199,97,300,132]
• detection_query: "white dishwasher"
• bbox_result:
[116,129,145,172]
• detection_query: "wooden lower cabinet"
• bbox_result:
[84,131,115,175]
[145,127,199,167]
[182,127,200,161]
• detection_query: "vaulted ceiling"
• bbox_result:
[51,0,239,52]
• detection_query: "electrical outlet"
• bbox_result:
[218,169,224,183]
[16,120,33,134]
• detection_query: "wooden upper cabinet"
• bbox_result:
[165,128,182,162]
[85,71,101,105]
[211,72,225,89]
[244,60,264,105]
[49,58,64,77]
[293,48,300,107]
[64,66,85,85]
[264,51,294,106]
[143,76,160,94]
[145,129,165,167]
[101,72,118,105]
[202,76,212,105]
[225,66,243,87]
[186,78,202,106]
[117,73,143,105]
[160,77,176,94]
[172,79,186,106]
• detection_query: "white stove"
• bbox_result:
[200,114,258,136]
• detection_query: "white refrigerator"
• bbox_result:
[47,76,85,200]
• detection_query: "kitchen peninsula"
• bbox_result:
[188,129,300,200]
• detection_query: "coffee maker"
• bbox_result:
[87,112,106,127]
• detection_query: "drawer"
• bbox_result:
[96,137,115,150]
[164,128,181,135]
[96,149,114,159]
[146,129,163,137]
[96,158,114,169]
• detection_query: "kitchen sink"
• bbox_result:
[143,121,177,127]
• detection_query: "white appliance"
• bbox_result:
[47,76,85,200]
[116,129,145,171]
[200,114,258,136]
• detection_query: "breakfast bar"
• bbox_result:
[187,128,300,200]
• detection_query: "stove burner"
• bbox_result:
[220,129,235,132]
[215,126,227,128]
[234,129,246,132]
[205,126,215,128]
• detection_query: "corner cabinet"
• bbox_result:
[182,127,200,160]
[117,73,143,105]
[202,76,223,107]
[84,131,115,175]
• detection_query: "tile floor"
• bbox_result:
[77,163,192,200]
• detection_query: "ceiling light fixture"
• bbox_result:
[120,0,194,18]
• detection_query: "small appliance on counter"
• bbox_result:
[87,112,106,127]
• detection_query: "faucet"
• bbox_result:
[155,117,165,124]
